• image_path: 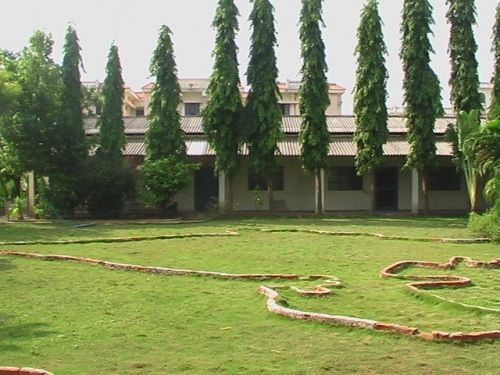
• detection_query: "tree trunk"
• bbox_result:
[315,170,323,215]
[370,172,376,216]
[228,175,234,214]
[421,170,429,216]
[267,179,274,211]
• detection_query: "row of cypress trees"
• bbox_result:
[1,0,498,218]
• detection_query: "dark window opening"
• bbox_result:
[185,103,201,116]
[136,107,145,116]
[427,168,461,191]
[280,103,291,116]
[479,93,486,105]
[248,167,284,191]
[328,167,362,191]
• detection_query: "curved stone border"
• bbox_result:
[0,231,239,246]
[259,228,491,243]
[0,367,53,375]
[381,256,500,314]
[2,251,499,342]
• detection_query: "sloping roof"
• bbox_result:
[84,115,456,136]
[121,139,453,157]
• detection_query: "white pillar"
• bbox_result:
[411,168,419,215]
[218,171,226,214]
[27,171,35,218]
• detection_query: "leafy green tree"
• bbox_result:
[203,0,243,212]
[143,26,193,214]
[401,0,444,214]
[87,45,132,217]
[447,0,482,113]
[489,4,500,120]
[245,0,282,209]
[1,32,62,176]
[353,0,388,213]
[47,26,88,216]
[146,26,185,160]
[298,0,330,215]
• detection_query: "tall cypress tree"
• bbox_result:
[401,0,444,214]
[298,0,330,215]
[98,45,125,160]
[142,26,192,215]
[489,3,500,120]
[354,0,388,213]
[203,0,243,212]
[246,0,282,209]
[48,25,88,215]
[447,0,482,113]
[146,25,185,160]
[88,45,131,217]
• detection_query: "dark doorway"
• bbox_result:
[375,167,398,210]
[194,167,219,211]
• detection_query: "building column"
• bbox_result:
[411,168,419,215]
[27,171,35,218]
[218,171,226,215]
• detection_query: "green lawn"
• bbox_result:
[0,217,499,374]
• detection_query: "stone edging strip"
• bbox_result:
[0,231,239,246]
[2,251,498,342]
[0,367,53,375]
[381,256,500,314]
[259,228,491,243]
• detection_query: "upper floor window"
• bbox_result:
[248,167,284,191]
[185,103,201,116]
[328,167,363,191]
[280,103,291,116]
[136,107,145,117]
[479,93,487,107]
[427,168,461,191]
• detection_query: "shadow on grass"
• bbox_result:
[0,321,56,351]
[0,259,17,271]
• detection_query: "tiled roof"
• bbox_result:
[84,115,456,136]
[120,139,453,157]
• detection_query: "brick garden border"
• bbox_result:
[259,228,491,243]
[0,367,53,375]
[2,250,499,342]
[380,256,500,314]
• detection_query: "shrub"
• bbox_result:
[468,211,500,241]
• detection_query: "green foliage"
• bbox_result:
[447,0,482,113]
[489,4,500,120]
[82,84,103,116]
[89,45,131,218]
[472,118,500,211]
[47,26,88,216]
[400,0,443,172]
[245,0,282,178]
[1,31,63,175]
[299,0,330,174]
[0,50,20,117]
[447,110,481,211]
[140,157,194,213]
[468,211,500,241]
[146,25,185,160]
[203,0,243,178]
[97,45,125,160]
[8,195,25,220]
[353,0,388,176]
[87,157,133,218]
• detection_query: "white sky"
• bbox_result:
[0,0,497,114]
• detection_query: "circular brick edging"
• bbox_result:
[2,251,499,342]
[380,256,500,314]
[0,367,53,375]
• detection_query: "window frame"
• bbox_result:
[184,102,201,116]
[328,167,363,191]
[427,167,461,191]
[248,167,284,191]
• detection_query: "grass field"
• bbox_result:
[0,217,499,374]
